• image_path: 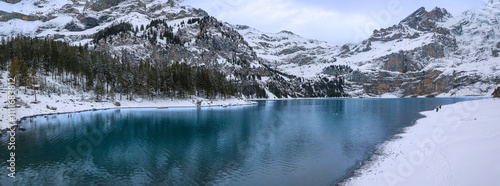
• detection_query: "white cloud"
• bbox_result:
[185,0,375,44]
[183,0,485,45]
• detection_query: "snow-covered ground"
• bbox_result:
[0,92,256,130]
[0,71,257,130]
[343,98,500,186]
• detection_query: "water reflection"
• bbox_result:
[0,98,482,185]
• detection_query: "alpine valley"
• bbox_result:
[1,0,499,99]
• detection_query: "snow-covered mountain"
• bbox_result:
[0,0,346,99]
[1,0,499,98]
[237,1,500,97]
[234,25,340,79]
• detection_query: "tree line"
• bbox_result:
[0,36,239,101]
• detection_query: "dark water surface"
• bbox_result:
[0,98,482,185]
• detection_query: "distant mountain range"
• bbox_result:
[1,0,499,98]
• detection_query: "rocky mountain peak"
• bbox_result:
[369,6,452,42]
[279,30,296,35]
[400,6,451,31]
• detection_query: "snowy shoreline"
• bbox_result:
[2,91,490,130]
[0,90,257,130]
[17,100,258,126]
[249,95,491,101]
[342,98,500,186]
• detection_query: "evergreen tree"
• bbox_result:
[0,37,7,68]
[117,63,125,100]
[20,60,29,92]
[30,67,38,102]
[8,56,20,81]
[0,36,241,100]
[94,79,105,101]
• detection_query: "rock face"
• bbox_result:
[348,70,496,97]
[382,51,413,73]
[0,11,49,22]
[82,17,100,29]
[64,22,84,31]
[401,7,451,31]
[89,0,128,11]
[493,87,500,98]
[370,7,451,43]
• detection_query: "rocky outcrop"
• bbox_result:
[369,7,451,42]
[379,42,444,73]
[402,70,454,96]
[495,42,500,57]
[88,0,127,11]
[288,54,315,65]
[323,65,353,76]
[0,11,49,22]
[421,43,445,58]
[348,68,500,97]
[383,51,415,73]
[278,46,306,56]
[340,44,351,56]
[64,22,84,31]
[82,17,100,29]
[493,87,500,98]
[348,70,456,96]
[401,7,450,31]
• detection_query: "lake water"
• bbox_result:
[0,98,482,185]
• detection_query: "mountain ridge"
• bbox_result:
[237,2,499,97]
[1,0,498,98]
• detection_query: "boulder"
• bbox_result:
[493,87,500,98]
[46,105,57,110]
[64,22,84,32]
[82,17,99,29]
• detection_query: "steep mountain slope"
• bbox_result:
[239,2,500,97]
[234,25,340,79]
[0,0,346,99]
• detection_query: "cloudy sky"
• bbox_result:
[182,0,485,45]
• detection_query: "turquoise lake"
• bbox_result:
[0,98,482,185]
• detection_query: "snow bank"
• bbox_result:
[343,98,500,186]
[0,91,256,130]
[0,90,256,130]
